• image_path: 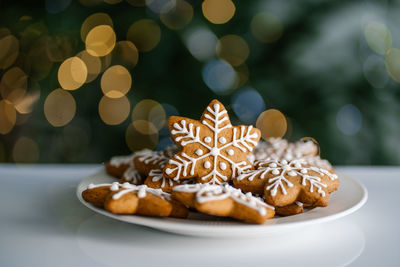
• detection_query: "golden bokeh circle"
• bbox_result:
[125,122,159,151]
[202,0,235,24]
[0,67,27,104]
[76,50,102,83]
[12,136,39,163]
[216,34,249,67]
[98,95,130,125]
[44,89,76,127]
[58,57,88,90]
[160,0,194,30]
[85,25,116,57]
[385,48,400,83]
[113,41,139,68]
[0,35,19,70]
[233,63,249,89]
[0,99,17,134]
[256,109,287,139]
[251,13,283,43]
[131,99,166,131]
[101,65,132,98]
[81,13,113,41]
[364,21,392,55]
[127,19,161,52]
[15,89,41,114]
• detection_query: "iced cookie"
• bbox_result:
[164,99,260,184]
[105,154,135,178]
[119,164,144,185]
[275,201,304,216]
[134,149,170,176]
[233,158,339,207]
[172,183,275,224]
[82,182,188,218]
[144,169,181,193]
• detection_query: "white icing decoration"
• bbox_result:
[122,163,142,184]
[220,162,227,170]
[173,183,274,215]
[195,149,203,156]
[149,169,174,188]
[166,102,258,183]
[86,182,170,201]
[227,149,234,156]
[136,149,169,168]
[204,161,211,168]
[236,158,338,197]
[109,154,135,167]
[295,201,303,207]
[219,137,226,144]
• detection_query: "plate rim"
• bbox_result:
[76,170,368,234]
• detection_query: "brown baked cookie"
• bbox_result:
[233,158,340,207]
[82,182,188,218]
[275,201,304,216]
[133,149,170,176]
[105,154,135,178]
[172,183,275,224]
[251,138,319,162]
[164,99,260,184]
[119,164,144,185]
[144,169,180,193]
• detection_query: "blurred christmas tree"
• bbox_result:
[0,0,400,165]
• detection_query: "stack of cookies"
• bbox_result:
[82,100,340,224]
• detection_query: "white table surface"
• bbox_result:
[0,165,398,267]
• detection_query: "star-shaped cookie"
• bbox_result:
[163,99,261,184]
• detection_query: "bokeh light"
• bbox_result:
[0,67,27,104]
[44,89,76,127]
[58,57,88,90]
[251,13,283,43]
[184,27,217,61]
[232,87,266,124]
[202,0,235,24]
[85,25,116,57]
[233,64,249,88]
[46,34,75,62]
[113,41,139,68]
[100,52,113,72]
[160,0,193,30]
[216,34,249,67]
[363,54,388,88]
[14,89,40,114]
[336,104,362,136]
[256,109,287,139]
[0,34,19,70]
[125,122,159,151]
[98,95,130,125]
[127,19,161,52]
[385,48,400,83]
[0,100,17,134]
[146,0,175,14]
[76,50,102,83]
[131,99,166,132]
[364,21,392,55]
[202,59,236,94]
[101,65,132,98]
[12,136,39,163]
[80,13,113,42]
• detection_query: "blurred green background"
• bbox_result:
[0,0,399,165]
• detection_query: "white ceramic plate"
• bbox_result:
[76,170,367,237]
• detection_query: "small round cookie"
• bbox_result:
[172,183,275,224]
[233,158,340,207]
[164,99,260,184]
[82,182,188,218]
[275,201,304,216]
[105,154,135,178]
[134,149,170,176]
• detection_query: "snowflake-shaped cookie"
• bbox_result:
[234,158,339,206]
[163,99,260,184]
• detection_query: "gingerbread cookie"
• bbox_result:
[105,154,135,178]
[275,201,304,216]
[233,158,339,207]
[164,99,260,184]
[172,183,275,224]
[252,138,319,162]
[134,149,170,176]
[119,164,143,185]
[82,182,188,218]
[144,169,181,193]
